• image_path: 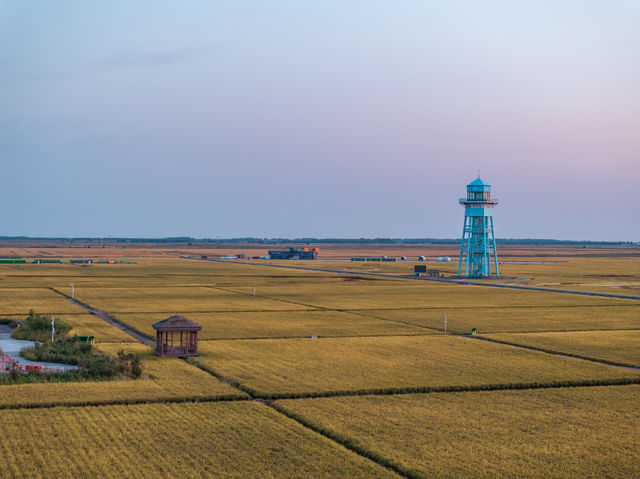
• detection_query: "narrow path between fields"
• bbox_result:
[50,288,153,346]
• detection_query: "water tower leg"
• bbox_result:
[490,216,499,276]
[458,216,467,276]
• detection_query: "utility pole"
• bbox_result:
[253,286,256,296]
[444,315,447,333]
[51,316,55,343]
[71,283,75,299]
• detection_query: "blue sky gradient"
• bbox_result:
[1,1,639,240]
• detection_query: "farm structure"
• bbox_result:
[352,256,398,262]
[414,265,442,278]
[0,256,26,264]
[269,247,319,260]
[32,258,62,264]
[70,258,93,264]
[153,315,202,357]
[458,177,499,278]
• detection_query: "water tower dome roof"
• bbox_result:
[468,177,489,187]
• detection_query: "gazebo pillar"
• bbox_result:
[156,330,162,356]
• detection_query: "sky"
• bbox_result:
[1,1,639,241]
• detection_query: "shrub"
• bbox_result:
[12,310,72,342]
[117,350,143,378]
[0,318,18,328]
[20,337,92,365]
[19,338,143,380]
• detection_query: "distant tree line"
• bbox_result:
[0,236,636,246]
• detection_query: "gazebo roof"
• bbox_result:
[152,315,202,331]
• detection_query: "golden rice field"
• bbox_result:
[497,256,640,295]
[483,330,640,367]
[0,258,341,288]
[276,385,640,479]
[0,287,84,315]
[111,309,429,340]
[195,335,639,397]
[63,314,138,342]
[274,253,640,296]
[0,246,639,478]
[70,285,312,313]
[0,401,394,479]
[223,279,628,310]
[0,343,245,408]
[361,304,640,334]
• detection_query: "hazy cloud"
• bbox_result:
[103,45,216,70]
[0,46,217,84]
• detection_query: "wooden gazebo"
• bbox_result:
[152,315,202,357]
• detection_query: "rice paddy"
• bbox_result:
[0,401,394,478]
[361,304,640,334]
[0,287,85,315]
[483,330,640,367]
[71,285,312,313]
[195,335,638,397]
[111,309,429,340]
[0,244,638,477]
[276,385,640,478]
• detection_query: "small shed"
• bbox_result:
[426,270,441,278]
[152,315,202,357]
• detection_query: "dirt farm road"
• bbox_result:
[61,295,154,346]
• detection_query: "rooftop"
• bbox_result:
[152,315,202,330]
[468,177,489,187]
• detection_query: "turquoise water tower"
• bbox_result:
[458,177,499,277]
